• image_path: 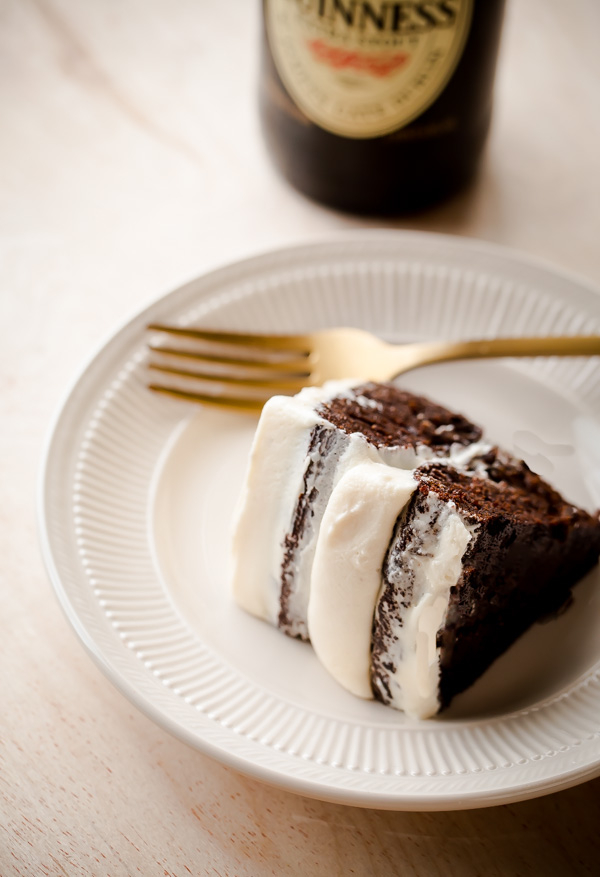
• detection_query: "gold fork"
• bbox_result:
[147,323,600,413]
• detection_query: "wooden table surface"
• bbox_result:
[2,1,600,874]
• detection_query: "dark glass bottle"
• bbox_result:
[259,0,506,214]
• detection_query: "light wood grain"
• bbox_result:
[2,0,600,874]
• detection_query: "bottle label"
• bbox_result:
[265,0,473,139]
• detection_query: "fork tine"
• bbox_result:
[147,323,312,352]
[147,343,310,373]
[147,322,315,409]
[148,362,310,392]
[148,384,267,412]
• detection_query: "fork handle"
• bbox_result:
[394,334,600,373]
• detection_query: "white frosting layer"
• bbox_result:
[286,430,385,634]
[231,381,358,625]
[381,497,476,719]
[308,462,417,698]
[309,474,476,719]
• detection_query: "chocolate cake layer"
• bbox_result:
[423,461,600,709]
[319,383,483,450]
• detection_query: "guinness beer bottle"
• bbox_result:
[260,0,506,214]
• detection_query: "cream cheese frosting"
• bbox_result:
[373,494,477,718]
[232,381,359,626]
[308,466,476,718]
[308,462,417,699]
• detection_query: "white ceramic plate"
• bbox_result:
[39,231,600,811]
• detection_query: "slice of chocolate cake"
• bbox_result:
[232,381,600,719]
[232,381,489,640]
